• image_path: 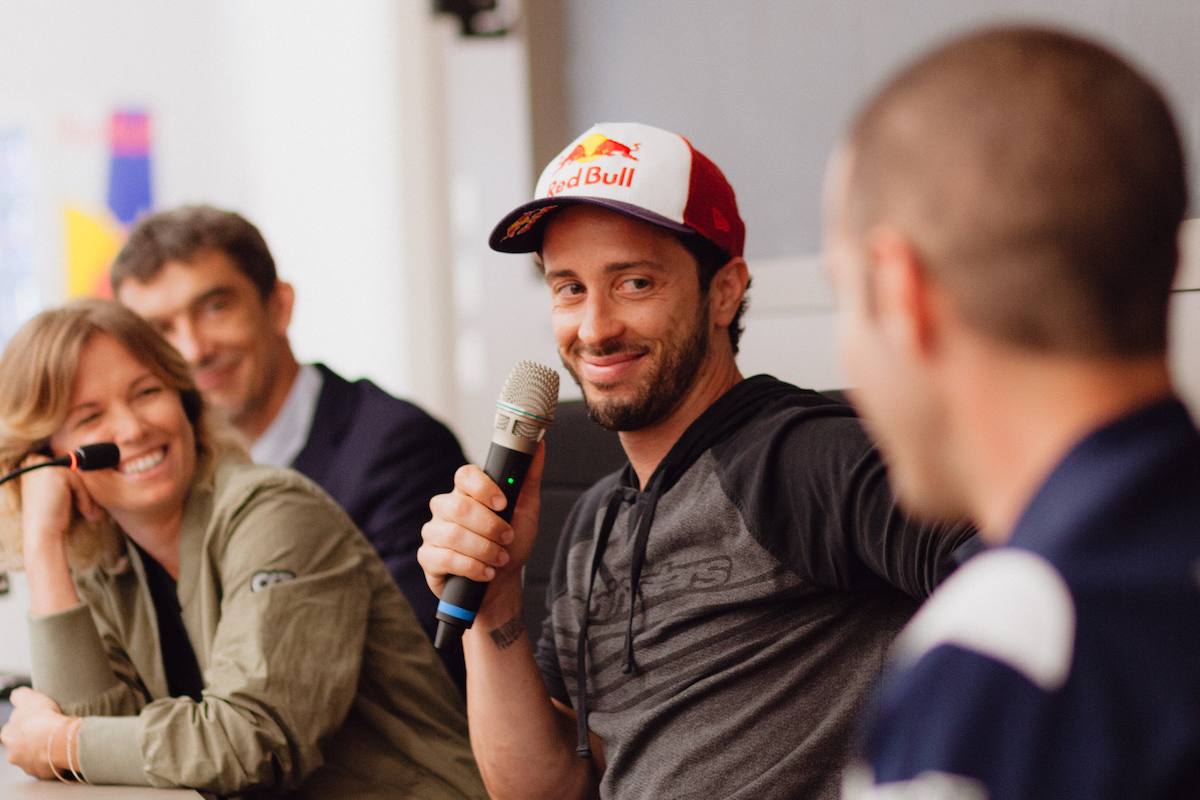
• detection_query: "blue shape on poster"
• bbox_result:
[107,109,153,225]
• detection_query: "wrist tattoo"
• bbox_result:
[489,616,526,650]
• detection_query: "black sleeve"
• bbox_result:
[717,410,976,599]
[841,441,977,597]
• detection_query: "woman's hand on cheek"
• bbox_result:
[19,454,101,554]
[0,687,69,780]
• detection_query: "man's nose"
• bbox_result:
[169,318,210,366]
[577,294,624,347]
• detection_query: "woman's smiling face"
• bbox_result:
[49,332,197,531]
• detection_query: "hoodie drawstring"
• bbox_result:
[623,486,659,675]
[576,486,636,758]
[575,479,663,758]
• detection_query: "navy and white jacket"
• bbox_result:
[849,399,1200,799]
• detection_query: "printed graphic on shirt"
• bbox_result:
[588,555,734,620]
[250,569,296,593]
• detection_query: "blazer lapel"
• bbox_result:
[291,363,355,482]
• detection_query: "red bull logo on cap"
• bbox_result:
[547,132,639,197]
[557,133,640,168]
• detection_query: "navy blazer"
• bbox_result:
[292,364,467,691]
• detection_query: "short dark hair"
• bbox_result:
[679,234,750,355]
[110,205,277,300]
[847,25,1187,356]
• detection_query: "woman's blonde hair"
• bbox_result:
[0,299,242,571]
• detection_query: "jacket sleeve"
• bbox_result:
[850,646,1063,800]
[356,412,465,627]
[720,412,977,599]
[30,601,150,718]
[77,481,372,794]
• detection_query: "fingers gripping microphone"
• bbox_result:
[434,361,559,650]
[0,443,121,487]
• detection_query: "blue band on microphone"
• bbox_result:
[437,600,477,622]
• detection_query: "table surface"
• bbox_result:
[0,747,201,798]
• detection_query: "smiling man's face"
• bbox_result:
[115,248,292,432]
[542,205,711,432]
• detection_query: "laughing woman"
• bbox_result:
[0,300,484,799]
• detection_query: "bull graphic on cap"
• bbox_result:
[557,133,640,169]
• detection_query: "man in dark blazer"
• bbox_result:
[110,205,467,691]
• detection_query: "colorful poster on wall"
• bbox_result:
[65,108,154,299]
[0,128,40,346]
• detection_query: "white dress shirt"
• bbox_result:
[250,363,324,467]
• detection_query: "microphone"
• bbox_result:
[0,443,121,487]
[434,361,559,650]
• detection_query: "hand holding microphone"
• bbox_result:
[6,444,120,550]
[420,361,559,650]
[0,443,120,487]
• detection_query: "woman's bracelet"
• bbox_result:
[65,716,86,783]
[44,716,71,783]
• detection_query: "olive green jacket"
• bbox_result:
[29,459,485,799]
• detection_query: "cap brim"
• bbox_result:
[489,197,695,254]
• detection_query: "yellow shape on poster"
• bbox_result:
[64,205,122,299]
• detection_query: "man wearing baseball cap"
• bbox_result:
[419,122,975,799]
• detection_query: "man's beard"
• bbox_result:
[563,306,710,432]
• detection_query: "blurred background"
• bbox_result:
[2,0,1200,673]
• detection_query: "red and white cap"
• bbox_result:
[489,122,745,258]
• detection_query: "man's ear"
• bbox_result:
[267,281,295,337]
[708,257,750,329]
[866,227,939,358]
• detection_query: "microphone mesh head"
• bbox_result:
[495,360,560,441]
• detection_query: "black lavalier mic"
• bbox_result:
[434,361,559,650]
[0,443,121,487]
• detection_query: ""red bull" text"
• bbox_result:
[547,165,636,197]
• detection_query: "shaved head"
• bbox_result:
[846,26,1187,356]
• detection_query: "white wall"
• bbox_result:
[737,221,1200,418]
[207,1,418,401]
[443,29,567,463]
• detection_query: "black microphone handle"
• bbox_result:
[434,441,534,650]
[0,443,121,487]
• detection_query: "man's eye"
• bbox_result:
[556,283,584,297]
[623,277,651,291]
[202,295,232,315]
[138,386,162,398]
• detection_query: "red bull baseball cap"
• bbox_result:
[489,122,745,258]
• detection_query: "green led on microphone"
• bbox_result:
[506,477,515,485]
